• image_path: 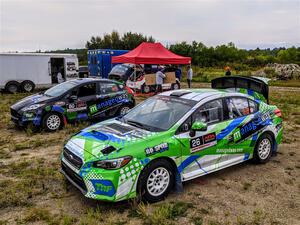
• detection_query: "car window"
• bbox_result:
[77,83,96,97]
[193,99,224,125]
[100,82,120,94]
[226,97,252,119]
[249,99,259,114]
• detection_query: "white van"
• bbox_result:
[0,53,79,93]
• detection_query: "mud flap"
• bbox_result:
[174,170,183,193]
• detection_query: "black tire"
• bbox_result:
[5,81,20,93]
[253,133,273,164]
[21,80,35,92]
[138,159,175,203]
[117,105,131,116]
[141,84,151,94]
[42,112,63,132]
[171,82,180,90]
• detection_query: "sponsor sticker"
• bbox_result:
[145,143,169,156]
[67,101,87,112]
[190,132,216,153]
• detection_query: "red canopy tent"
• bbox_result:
[111,42,191,65]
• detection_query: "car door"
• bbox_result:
[175,98,228,181]
[223,96,260,153]
[66,82,98,121]
[88,81,128,117]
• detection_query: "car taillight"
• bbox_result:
[125,86,134,95]
[274,108,282,118]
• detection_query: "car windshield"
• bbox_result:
[44,81,77,97]
[122,95,196,132]
[110,64,130,75]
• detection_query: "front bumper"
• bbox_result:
[10,108,41,127]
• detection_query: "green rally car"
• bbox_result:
[60,76,283,202]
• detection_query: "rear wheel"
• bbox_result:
[138,159,175,203]
[118,105,131,116]
[5,81,20,93]
[253,133,273,163]
[21,80,35,92]
[43,113,63,132]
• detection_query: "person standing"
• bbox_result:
[187,65,193,88]
[155,67,166,94]
[225,66,231,76]
[175,65,182,81]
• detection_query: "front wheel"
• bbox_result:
[253,133,273,163]
[5,81,20,93]
[43,113,63,132]
[138,159,175,203]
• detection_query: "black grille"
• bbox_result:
[63,147,83,169]
[61,162,87,192]
[10,108,21,119]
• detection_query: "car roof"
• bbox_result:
[69,78,114,85]
[160,89,249,102]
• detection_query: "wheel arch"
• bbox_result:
[42,110,66,128]
[257,130,277,153]
[136,156,178,193]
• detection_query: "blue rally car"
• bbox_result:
[10,78,135,131]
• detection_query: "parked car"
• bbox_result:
[78,66,89,78]
[108,64,143,82]
[60,76,283,202]
[10,78,135,131]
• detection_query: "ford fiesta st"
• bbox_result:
[60,76,283,202]
[10,78,135,131]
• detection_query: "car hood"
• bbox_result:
[11,93,54,111]
[67,119,162,161]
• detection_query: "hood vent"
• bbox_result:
[105,123,134,135]
[101,146,116,155]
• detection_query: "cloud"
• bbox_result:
[0,0,299,51]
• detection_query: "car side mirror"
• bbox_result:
[69,95,78,101]
[189,121,207,137]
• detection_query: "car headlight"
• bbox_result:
[22,104,44,111]
[93,156,132,170]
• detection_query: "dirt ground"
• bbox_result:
[0,83,299,225]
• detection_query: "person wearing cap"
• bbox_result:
[155,66,166,94]
[187,65,193,88]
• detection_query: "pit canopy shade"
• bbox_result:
[211,76,269,103]
[111,42,191,65]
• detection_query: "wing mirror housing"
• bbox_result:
[190,121,207,137]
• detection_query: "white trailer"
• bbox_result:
[0,53,79,93]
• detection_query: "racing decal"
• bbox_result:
[54,101,66,106]
[190,132,217,153]
[90,94,128,114]
[145,143,169,156]
[67,101,87,112]
[231,112,272,143]
[90,180,116,197]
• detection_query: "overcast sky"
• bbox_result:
[0,0,299,52]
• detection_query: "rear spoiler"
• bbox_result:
[211,76,269,103]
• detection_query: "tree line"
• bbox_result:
[49,31,300,68]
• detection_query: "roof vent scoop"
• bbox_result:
[170,90,192,97]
